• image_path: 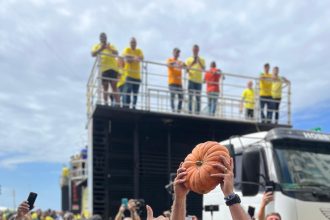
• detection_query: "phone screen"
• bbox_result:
[121,198,128,208]
[27,192,38,210]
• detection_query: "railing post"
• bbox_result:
[255,79,260,123]
[96,55,102,105]
[288,82,292,125]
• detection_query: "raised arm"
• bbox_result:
[211,156,251,220]
[171,165,189,220]
[257,192,274,220]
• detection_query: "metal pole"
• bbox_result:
[288,83,292,125]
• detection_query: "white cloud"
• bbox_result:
[0,0,330,168]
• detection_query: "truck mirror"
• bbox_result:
[241,149,260,196]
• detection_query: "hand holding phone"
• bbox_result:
[121,198,128,209]
[27,192,38,210]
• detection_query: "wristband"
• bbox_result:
[225,194,241,206]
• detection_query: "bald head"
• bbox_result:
[99,32,107,44]
[193,44,199,57]
[130,37,137,50]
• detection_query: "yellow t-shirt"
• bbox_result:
[185,56,205,83]
[117,67,126,88]
[259,72,272,96]
[122,47,144,80]
[272,77,283,99]
[242,88,255,109]
[91,43,118,73]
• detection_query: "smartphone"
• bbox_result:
[27,192,38,210]
[248,206,255,217]
[121,198,128,208]
[265,185,274,193]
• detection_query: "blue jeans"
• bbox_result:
[118,85,125,107]
[272,98,281,123]
[260,96,272,123]
[169,84,183,112]
[188,81,202,114]
[208,92,219,116]
[123,77,140,109]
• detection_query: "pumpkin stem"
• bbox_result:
[196,160,203,166]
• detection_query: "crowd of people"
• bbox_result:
[12,155,281,220]
[0,208,89,220]
[91,33,290,123]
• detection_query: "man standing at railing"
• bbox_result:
[271,66,290,124]
[122,37,144,109]
[91,32,120,106]
[204,61,223,116]
[185,44,205,114]
[167,48,185,113]
[259,63,272,123]
[240,81,255,119]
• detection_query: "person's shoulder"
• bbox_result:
[137,48,144,55]
[167,57,173,62]
[122,47,130,54]
[92,43,100,50]
[185,57,193,63]
[110,44,117,50]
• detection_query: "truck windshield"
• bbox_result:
[273,140,330,202]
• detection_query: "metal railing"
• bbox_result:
[87,54,292,125]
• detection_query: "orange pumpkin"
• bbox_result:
[182,141,230,194]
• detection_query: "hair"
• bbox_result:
[274,66,279,70]
[266,212,281,220]
[264,63,270,67]
[193,44,199,49]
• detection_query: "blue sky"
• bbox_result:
[1,0,330,210]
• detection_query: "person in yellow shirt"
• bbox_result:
[122,37,144,109]
[116,57,126,107]
[167,48,185,113]
[240,81,255,119]
[259,63,272,123]
[185,44,205,114]
[271,66,290,124]
[91,33,119,106]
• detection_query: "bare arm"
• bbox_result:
[91,44,106,57]
[211,157,251,220]
[114,205,125,220]
[170,166,189,220]
[257,192,274,220]
[16,201,30,220]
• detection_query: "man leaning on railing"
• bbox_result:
[121,37,144,110]
[271,66,290,124]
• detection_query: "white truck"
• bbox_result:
[203,127,330,220]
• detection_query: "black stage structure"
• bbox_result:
[89,105,288,219]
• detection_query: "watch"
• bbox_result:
[224,193,241,206]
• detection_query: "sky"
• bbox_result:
[1,0,330,210]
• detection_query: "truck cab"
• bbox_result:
[203,128,330,220]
